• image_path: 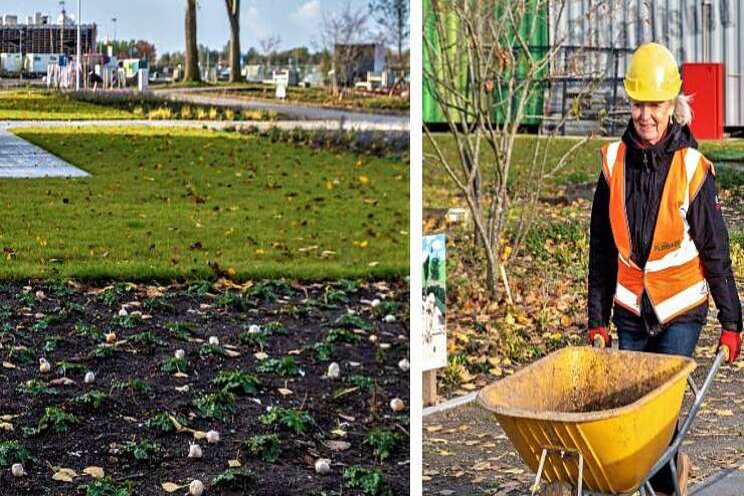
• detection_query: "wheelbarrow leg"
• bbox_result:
[644,481,658,496]
[531,447,584,496]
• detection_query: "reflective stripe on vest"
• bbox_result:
[601,142,711,324]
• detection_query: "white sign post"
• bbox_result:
[422,234,447,405]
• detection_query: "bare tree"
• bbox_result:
[259,34,282,69]
[184,0,201,82]
[319,1,369,92]
[224,0,242,83]
[369,0,409,64]
[424,0,608,298]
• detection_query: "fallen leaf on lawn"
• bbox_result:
[161,482,181,492]
[83,466,104,479]
[52,468,78,482]
[228,459,242,468]
[325,440,351,451]
[278,388,293,396]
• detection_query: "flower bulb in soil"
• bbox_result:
[390,398,405,412]
[206,430,220,444]
[175,349,186,360]
[398,359,410,372]
[188,443,203,458]
[189,480,204,496]
[11,463,25,477]
[326,362,340,379]
[208,336,220,346]
[315,458,331,475]
[84,371,96,384]
[39,359,51,374]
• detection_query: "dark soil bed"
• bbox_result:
[0,279,409,495]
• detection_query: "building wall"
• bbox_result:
[0,25,96,55]
[550,0,744,128]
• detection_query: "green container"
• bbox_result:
[423,0,548,127]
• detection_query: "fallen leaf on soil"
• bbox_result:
[502,468,524,475]
[161,482,181,492]
[192,430,207,440]
[167,414,185,432]
[325,440,351,451]
[225,350,241,358]
[174,372,189,378]
[337,414,355,422]
[2,362,16,369]
[52,468,78,482]
[49,377,75,386]
[331,429,347,438]
[228,459,241,468]
[426,425,443,433]
[254,352,269,360]
[713,409,734,417]
[278,388,293,396]
[83,466,104,479]
[0,422,13,431]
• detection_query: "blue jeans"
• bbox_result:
[615,314,701,494]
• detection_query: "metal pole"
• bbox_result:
[76,0,81,91]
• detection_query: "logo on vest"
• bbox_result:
[654,239,682,252]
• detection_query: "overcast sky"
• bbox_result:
[1,0,375,54]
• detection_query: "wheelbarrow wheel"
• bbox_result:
[538,481,574,496]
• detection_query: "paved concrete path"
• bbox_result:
[152,87,409,129]
[690,469,744,495]
[1,118,408,132]
[0,128,88,178]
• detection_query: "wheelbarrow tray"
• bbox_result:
[478,347,696,494]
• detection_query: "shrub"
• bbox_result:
[259,407,314,435]
[244,434,281,462]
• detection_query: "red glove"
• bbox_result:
[718,330,741,364]
[588,327,611,348]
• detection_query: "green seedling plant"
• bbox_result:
[111,313,141,329]
[244,434,281,462]
[263,321,288,335]
[0,441,31,467]
[17,379,59,396]
[238,330,267,350]
[10,347,36,365]
[145,412,188,433]
[43,334,61,352]
[212,467,255,490]
[57,361,86,376]
[335,314,373,331]
[160,356,188,374]
[75,323,104,341]
[343,465,392,496]
[193,390,236,420]
[83,477,133,496]
[255,356,301,376]
[212,370,260,395]
[259,407,314,435]
[165,321,196,341]
[364,429,400,462]
[199,343,228,358]
[26,406,79,435]
[92,344,118,358]
[326,328,363,345]
[129,330,167,348]
[73,390,109,410]
[111,379,152,395]
[121,438,160,461]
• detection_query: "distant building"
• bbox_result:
[0,12,97,56]
[333,43,385,87]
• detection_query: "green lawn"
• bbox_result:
[0,90,135,120]
[424,134,744,209]
[1,127,409,281]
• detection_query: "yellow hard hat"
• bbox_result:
[624,42,681,101]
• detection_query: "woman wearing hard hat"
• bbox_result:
[587,42,742,495]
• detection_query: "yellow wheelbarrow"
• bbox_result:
[478,345,729,496]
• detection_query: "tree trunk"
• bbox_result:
[184,0,201,83]
[225,0,241,83]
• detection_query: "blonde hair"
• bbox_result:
[672,93,693,126]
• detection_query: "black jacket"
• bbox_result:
[588,120,742,334]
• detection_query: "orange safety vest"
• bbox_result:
[601,141,713,324]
